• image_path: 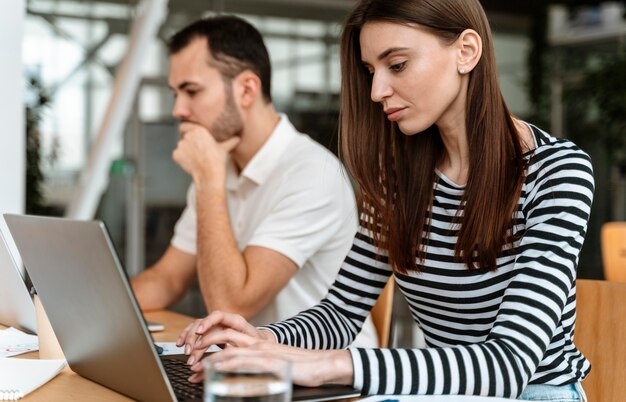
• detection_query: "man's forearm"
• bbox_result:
[132,271,172,311]
[195,185,252,316]
[132,268,186,311]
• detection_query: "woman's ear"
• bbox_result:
[234,71,262,109]
[456,29,482,74]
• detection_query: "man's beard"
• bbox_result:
[210,83,244,142]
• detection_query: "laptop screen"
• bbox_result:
[0,225,36,333]
[5,214,178,402]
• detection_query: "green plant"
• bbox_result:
[25,75,58,214]
[526,1,550,129]
[583,46,626,166]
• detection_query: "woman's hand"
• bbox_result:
[176,311,275,365]
[187,342,354,388]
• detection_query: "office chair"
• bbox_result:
[575,279,626,401]
[601,222,626,282]
[370,277,395,348]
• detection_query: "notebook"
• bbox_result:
[0,224,37,334]
[4,214,361,402]
[0,358,65,400]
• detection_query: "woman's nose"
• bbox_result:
[370,73,393,103]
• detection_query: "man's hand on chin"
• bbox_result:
[173,122,240,185]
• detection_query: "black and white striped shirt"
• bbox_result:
[264,126,594,398]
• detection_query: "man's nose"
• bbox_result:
[172,97,189,120]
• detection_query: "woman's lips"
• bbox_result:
[385,107,406,121]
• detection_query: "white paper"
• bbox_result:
[0,358,65,399]
[155,342,221,356]
[0,328,38,358]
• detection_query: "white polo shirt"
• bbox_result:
[171,115,377,347]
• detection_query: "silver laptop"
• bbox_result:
[4,214,360,402]
[0,223,37,333]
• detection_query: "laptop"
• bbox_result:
[0,223,37,333]
[4,214,361,402]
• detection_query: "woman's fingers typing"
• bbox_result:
[176,311,272,368]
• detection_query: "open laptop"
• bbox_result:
[0,223,37,333]
[4,214,360,402]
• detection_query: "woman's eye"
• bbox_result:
[390,61,406,72]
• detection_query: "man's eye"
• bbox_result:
[390,61,406,72]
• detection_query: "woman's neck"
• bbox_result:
[437,120,469,186]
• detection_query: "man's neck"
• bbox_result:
[231,105,280,172]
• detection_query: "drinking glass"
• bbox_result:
[203,355,292,402]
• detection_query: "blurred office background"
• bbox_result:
[4,0,626,346]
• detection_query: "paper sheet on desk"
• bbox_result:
[155,342,221,356]
[0,358,65,400]
[0,328,38,358]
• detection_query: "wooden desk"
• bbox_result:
[13,310,195,401]
[6,311,522,402]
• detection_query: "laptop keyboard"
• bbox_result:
[162,358,204,400]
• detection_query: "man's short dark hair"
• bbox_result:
[168,15,272,103]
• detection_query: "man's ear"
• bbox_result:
[456,29,482,74]
[233,71,262,109]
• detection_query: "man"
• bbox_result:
[131,15,377,346]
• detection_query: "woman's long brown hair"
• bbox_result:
[339,0,527,273]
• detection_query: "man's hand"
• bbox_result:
[173,122,240,185]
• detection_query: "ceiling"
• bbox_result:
[26,0,624,51]
[28,0,620,18]
[27,0,356,23]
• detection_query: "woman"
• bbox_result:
[178,0,594,399]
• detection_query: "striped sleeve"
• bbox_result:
[263,144,594,398]
[349,148,593,398]
[262,225,393,349]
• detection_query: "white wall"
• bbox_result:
[0,1,25,215]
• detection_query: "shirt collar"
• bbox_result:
[226,114,297,189]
